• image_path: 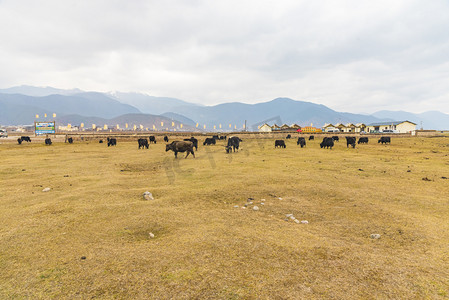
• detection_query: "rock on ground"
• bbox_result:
[143,191,154,200]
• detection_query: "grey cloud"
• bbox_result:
[0,0,448,113]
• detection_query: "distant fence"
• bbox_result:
[413,130,449,137]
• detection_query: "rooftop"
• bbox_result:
[367,120,417,126]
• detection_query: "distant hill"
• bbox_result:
[108,92,200,115]
[168,98,385,129]
[372,110,449,130]
[0,92,140,125]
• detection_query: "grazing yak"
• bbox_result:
[20,136,31,142]
[99,140,103,143]
[332,136,339,142]
[297,137,306,148]
[378,137,391,144]
[346,136,356,148]
[309,136,314,140]
[320,137,334,149]
[45,138,52,145]
[184,137,198,150]
[149,136,156,144]
[226,136,241,153]
[358,137,369,144]
[107,138,117,147]
[275,140,286,148]
[166,141,195,158]
[219,136,227,140]
[286,134,291,139]
[17,138,22,144]
[68,137,73,144]
[164,136,169,143]
[203,137,216,145]
[138,138,149,149]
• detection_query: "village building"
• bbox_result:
[323,123,339,132]
[333,123,346,132]
[271,124,281,131]
[58,125,79,131]
[323,122,367,133]
[301,126,322,133]
[258,123,272,132]
[366,121,416,133]
[355,123,367,133]
[341,123,356,132]
[258,123,303,132]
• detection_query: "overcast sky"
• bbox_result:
[1,0,448,113]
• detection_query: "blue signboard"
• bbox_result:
[35,122,56,135]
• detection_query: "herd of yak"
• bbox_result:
[15,134,391,158]
[275,134,390,149]
[107,135,241,158]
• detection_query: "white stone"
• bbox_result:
[149,232,155,238]
[286,214,293,218]
[278,197,283,200]
[253,206,259,211]
[289,216,296,220]
[294,219,300,224]
[300,220,309,224]
[234,205,239,208]
[143,191,154,200]
[42,187,51,192]
[370,234,381,239]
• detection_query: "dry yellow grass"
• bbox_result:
[0,135,448,299]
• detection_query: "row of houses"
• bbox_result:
[323,123,366,133]
[324,121,417,133]
[258,121,417,134]
[259,123,323,133]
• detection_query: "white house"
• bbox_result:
[323,124,338,132]
[366,121,416,133]
[259,123,272,132]
[58,125,79,131]
[355,123,366,133]
[341,123,356,133]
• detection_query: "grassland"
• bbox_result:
[0,135,448,299]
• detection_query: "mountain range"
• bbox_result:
[1,85,448,130]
